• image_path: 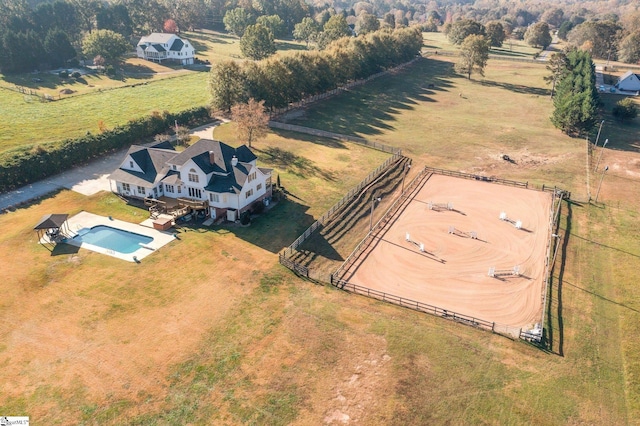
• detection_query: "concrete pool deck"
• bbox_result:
[41,211,177,262]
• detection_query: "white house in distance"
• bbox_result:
[108,139,272,221]
[136,33,195,65]
[616,71,640,92]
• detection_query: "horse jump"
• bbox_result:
[499,211,523,230]
[429,201,453,211]
[448,226,477,239]
[405,232,426,253]
[488,265,521,278]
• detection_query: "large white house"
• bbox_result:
[108,139,272,221]
[616,71,640,92]
[136,33,195,65]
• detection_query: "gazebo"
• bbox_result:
[34,213,70,243]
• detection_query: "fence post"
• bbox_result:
[492,322,495,332]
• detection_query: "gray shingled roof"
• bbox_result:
[110,139,259,194]
[170,38,184,51]
[107,145,176,187]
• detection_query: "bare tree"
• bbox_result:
[231,98,269,147]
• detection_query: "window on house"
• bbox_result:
[188,188,202,198]
[210,193,219,202]
[172,165,177,170]
[177,186,181,193]
[122,183,130,192]
[247,171,257,183]
[165,184,174,193]
[129,161,134,168]
[222,195,227,203]
[188,168,199,183]
[257,183,262,191]
[245,189,253,199]
[137,186,146,195]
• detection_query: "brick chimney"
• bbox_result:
[209,151,215,165]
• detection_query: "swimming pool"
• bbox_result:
[73,225,154,254]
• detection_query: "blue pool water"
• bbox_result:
[73,225,153,254]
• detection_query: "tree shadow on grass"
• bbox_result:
[269,128,347,149]
[286,57,457,138]
[275,40,307,52]
[224,197,315,253]
[254,146,336,181]
[596,95,640,154]
[187,31,236,45]
[478,79,550,97]
[188,38,212,54]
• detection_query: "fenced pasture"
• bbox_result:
[332,170,556,334]
[279,151,409,282]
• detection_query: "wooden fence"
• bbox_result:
[280,153,403,259]
[332,166,430,283]
[279,253,308,278]
[423,166,529,188]
[332,279,524,339]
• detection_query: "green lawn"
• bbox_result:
[0,72,209,153]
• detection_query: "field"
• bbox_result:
[344,174,553,329]
[0,30,307,154]
[2,45,640,424]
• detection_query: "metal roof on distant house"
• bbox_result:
[138,33,176,45]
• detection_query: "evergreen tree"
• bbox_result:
[551,50,598,135]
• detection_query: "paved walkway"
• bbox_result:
[0,121,221,212]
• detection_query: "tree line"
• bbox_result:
[208,27,423,112]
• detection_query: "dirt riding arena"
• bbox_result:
[343,174,553,329]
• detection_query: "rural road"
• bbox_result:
[0,121,220,212]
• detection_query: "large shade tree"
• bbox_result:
[293,17,320,47]
[240,24,276,60]
[455,34,490,79]
[223,7,254,37]
[208,60,246,112]
[447,19,485,45]
[82,29,130,64]
[567,21,622,60]
[525,22,552,48]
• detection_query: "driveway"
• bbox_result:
[0,121,222,212]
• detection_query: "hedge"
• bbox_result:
[0,106,210,193]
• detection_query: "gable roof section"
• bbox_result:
[108,145,176,187]
[205,162,251,194]
[170,139,257,174]
[619,70,640,81]
[170,38,184,51]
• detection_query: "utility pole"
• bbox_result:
[594,166,609,203]
[370,195,381,231]
[594,139,609,172]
